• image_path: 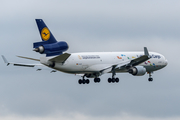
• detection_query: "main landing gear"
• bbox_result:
[78,77,101,84]
[78,78,100,84]
[108,77,119,83]
[78,79,90,84]
[78,77,119,84]
[94,77,120,83]
[78,76,90,84]
[148,72,153,82]
[107,69,119,83]
[94,78,100,83]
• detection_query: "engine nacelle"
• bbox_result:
[128,66,146,76]
[47,61,55,68]
[33,41,68,56]
[34,46,44,53]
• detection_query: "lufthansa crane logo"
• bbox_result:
[41,27,50,41]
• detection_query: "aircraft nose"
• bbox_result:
[164,59,168,66]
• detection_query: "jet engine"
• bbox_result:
[128,66,146,76]
[33,41,68,56]
[47,61,55,68]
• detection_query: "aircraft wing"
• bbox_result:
[1,55,57,72]
[100,47,151,75]
[49,53,71,63]
[2,55,40,67]
[121,47,150,69]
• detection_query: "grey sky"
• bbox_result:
[0,0,180,120]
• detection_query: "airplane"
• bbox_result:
[2,19,168,84]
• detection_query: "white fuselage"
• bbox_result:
[40,51,168,75]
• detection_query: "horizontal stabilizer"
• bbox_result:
[49,53,71,63]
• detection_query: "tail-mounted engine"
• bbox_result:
[128,66,146,76]
[33,41,68,57]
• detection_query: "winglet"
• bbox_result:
[144,47,150,58]
[2,55,10,66]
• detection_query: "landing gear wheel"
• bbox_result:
[108,78,119,83]
[112,78,115,83]
[94,78,100,83]
[115,78,119,83]
[78,79,82,84]
[108,78,112,83]
[148,78,153,82]
[97,78,100,82]
[82,79,86,84]
[94,78,97,83]
[86,79,90,84]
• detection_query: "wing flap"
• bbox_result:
[13,63,35,67]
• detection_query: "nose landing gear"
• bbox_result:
[148,72,153,82]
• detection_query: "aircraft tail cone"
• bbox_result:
[33,48,39,52]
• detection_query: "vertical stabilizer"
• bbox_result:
[33,19,69,57]
[35,19,57,43]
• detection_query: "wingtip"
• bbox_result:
[144,47,151,58]
[1,55,10,66]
